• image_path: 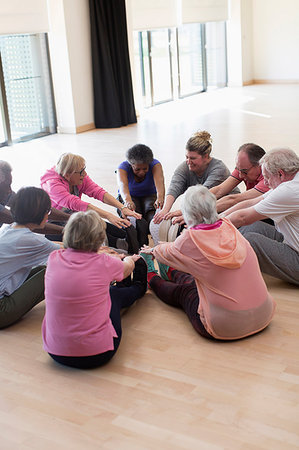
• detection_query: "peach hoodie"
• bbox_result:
[153,218,275,340]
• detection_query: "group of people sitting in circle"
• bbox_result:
[0,129,298,369]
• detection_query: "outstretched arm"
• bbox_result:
[122,254,140,278]
[152,194,176,224]
[226,206,267,229]
[152,163,165,209]
[216,188,264,213]
[210,176,240,200]
[103,192,141,220]
[221,195,262,218]
[116,169,135,210]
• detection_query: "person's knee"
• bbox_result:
[242,232,269,259]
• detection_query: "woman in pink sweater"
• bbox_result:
[41,153,141,252]
[42,210,147,369]
[142,185,275,340]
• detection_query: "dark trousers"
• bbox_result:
[49,258,148,369]
[0,266,46,329]
[150,270,214,339]
[117,194,154,250]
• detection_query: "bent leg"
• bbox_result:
[149,273,213,338]
[242,231,299,285]
[239,221,284,242]
[0,266,46,329]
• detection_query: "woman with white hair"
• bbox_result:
[42,210,147,369]
[41,153,142,252]
[141,185,275,340]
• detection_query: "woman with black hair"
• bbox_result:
[0,187,61,328]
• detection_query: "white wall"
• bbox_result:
[63,0,94,130]
[47,0,94,133]
[252,0,299,81]
[240,0,253,84]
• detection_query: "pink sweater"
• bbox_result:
[40,167,107,211]
[153,218,275,340]
[42,248,124,356]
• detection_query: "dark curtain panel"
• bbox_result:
[89,0,137,128]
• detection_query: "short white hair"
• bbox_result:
[182,185,219,227]
[260,148,299,175]
[63,210,106,252]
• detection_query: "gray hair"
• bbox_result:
[182,185,219,227]
[56,153,86,177]
[63,210,106,252]
[126,144,154,165]
[260,147,299,175]
[0,160,12,184]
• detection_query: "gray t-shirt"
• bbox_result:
[167,158,238,200]
[0,225,60,298]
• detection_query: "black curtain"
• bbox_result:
[89,0,137,128]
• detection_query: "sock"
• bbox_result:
[158,262,173,280]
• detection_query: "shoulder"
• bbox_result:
[118,161,131,171]
[209,158,228,169]
[231,168,241,181]
[254,174,269,193]
[174,161,188,174]
[150,159,161,168]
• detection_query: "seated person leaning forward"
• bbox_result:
[40,153,141,253]
[0,187,61,329]
[151,130,238,243]
[142,185,275,340]
[223,147,299,286]
[42,210,147,369]
[117,143,165,248]
[0,160,69,239]
[210,143,269,213]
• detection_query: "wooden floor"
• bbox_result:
[1,84,299,449]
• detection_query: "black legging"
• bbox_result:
[150,270,214,339]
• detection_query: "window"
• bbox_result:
[0,33,56,146]
[134,22,227,108]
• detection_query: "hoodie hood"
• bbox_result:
[40,167,61,185]
[188,218,247,269]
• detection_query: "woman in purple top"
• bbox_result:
[117,144,165,225]
[117,144,165,249]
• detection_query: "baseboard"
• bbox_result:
[76,123,95,133]
[253,79,299,84]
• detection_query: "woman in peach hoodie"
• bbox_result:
[141,185,275,340]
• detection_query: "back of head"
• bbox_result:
[63,210,106,252]
[10,187,51,225]
[260,147,299,175]
[238,143,265,166]
[182,185,219,227]
[0,160,12,184]
[126,144,154,165]
[56,153,86,177]
[186,131,212,156]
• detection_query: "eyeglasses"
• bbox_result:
[235,165,254,175]
[75,166,86,176]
